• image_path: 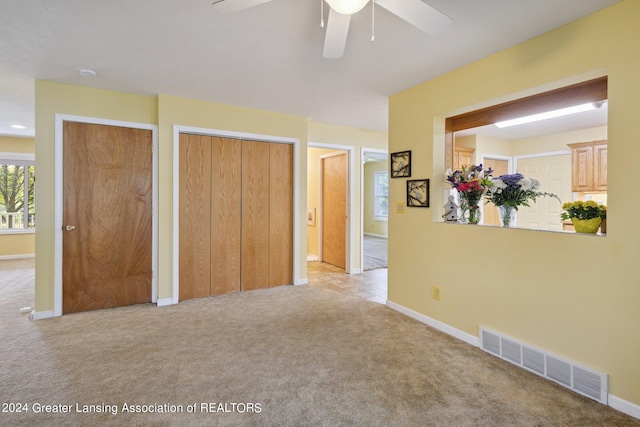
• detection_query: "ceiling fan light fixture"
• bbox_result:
[326,0,369,15]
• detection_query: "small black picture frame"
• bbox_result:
[407,179,429,208]
[390,150,411,178]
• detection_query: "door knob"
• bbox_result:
[65,225,76,231]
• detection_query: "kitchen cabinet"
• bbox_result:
[454,146,475,170]
[568,140,607,192]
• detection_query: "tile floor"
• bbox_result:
[307,261,388,304]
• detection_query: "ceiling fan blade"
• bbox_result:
[323,8,352,59]
[212,0,273,14]
[375,0,453,37]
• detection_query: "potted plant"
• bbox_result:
[561,200,606,234]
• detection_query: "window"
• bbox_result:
[374,171,388,219]
[0,155,36,232]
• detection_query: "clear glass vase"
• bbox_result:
[459,195,481,224]
[498,205,516,227]
[467,205,481,224]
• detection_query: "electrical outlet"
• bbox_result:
[432,286,441,300]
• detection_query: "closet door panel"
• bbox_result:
[179,134,212,300]
[210,137,242,296]
[241,140,270,291]
[269,143,293,287]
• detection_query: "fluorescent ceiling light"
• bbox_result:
[10,124,27,129]
[495,102,598,128]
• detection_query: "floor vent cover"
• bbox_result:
[479,327,608,404]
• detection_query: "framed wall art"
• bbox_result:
[390,150,411,178]
[307,207,316,226]
[407,179,429,208]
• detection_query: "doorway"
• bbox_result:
[56,118,158,315]
[482,157,509,226]
[362,148,388,271]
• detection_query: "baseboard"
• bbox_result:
[0,253,35,260]
[29,310,55,320]
[307,254,319,262]
[386,300,479,347]
[364,232,388,239]
[295,278,308,285]
[386,301,640,421]
[156,298,175,307]
[609,394,640,420]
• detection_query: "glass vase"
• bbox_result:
[498,205,516,227]
[467,204,481,224]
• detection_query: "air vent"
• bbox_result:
[522,346,545,375]
[479,327,608,404]
[481,329,500,355]
[501,338,522,364]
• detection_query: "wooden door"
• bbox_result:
[179,135,293,300]
[593,143,607,191]
[63,122,152,314]
[322,153,347,269]
[483,158,508,226]
[179,134,212,300]
[211,137,242,295]
[241,140,270,291]
[269,143,293,287]
[571,144,594,191]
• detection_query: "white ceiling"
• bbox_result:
[0,0,619,138]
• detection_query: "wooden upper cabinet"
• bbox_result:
[593,143,608,191]
[454,146,475,170]
[568,140,607,192]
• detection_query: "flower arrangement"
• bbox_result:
[445,164,493,223]
[561,200,606,220]
[486,173,560,209]
[445,165,493,202]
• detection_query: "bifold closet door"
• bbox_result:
[180,135,293,300]
[210,137,242,296]
[241,140,270,291]
[269,143,293,287]
[179,134,212,300]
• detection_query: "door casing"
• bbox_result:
[309,141,355,274]
[54,114,159,317]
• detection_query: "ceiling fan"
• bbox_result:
[212,0,454,58]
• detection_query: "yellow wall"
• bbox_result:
[0,136,35,257]
[34,81,159,311]
[0,136,34,154]
[388,0,640,407]
[34,84,384,308]
[363,161,388,236]
[157,94,309,296]
[512,126,607,156]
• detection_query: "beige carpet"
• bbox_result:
[1,259,638,426]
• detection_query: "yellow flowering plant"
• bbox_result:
[561,200,606,220]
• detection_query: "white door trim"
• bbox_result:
[54,114,159,317]
[172,125,301,305]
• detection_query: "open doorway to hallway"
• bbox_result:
[362,149,388,271]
